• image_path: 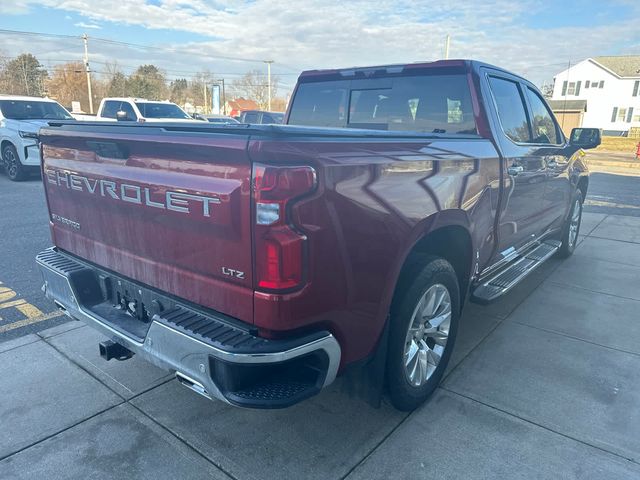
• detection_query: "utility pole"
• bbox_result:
[82,34,94,114]
[203,82,208,114]
[264,60,274,111]
[444,34,451,60]
[220,79,226,115]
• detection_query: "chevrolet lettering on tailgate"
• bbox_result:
[45,168,221,217]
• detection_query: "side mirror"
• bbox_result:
[116,110,131,122]
[569,128,601,150]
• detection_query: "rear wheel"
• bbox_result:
[557,190,583,258]
[386,256,460,411]
[2,144,27,181]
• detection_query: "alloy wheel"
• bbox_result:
[3,148,18,179]
[403,283,452,387]
[568,198,581,248]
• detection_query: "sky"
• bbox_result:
[1,0,639,94]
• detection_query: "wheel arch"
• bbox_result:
[391,221,474,315]
[1,138,17,154]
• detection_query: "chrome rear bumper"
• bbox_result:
[36,247,341,408]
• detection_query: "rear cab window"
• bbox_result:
[288,73,477,135]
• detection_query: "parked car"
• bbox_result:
[36,60,600,412]
[195,114,240,124]
[0,95,74,181]
[86,98,200,123]
[239,110,284,124]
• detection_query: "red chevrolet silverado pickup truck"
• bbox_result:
[36,60,600,411]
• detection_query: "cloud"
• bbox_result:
[74,22,102,29]
[2,0,42,14]
[2,0,639,90]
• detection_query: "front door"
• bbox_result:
[485,74,549,260]
[522,85,572,230]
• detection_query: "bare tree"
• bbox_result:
[189,70,216,110]
[46,61,96,111]
[230,70,280,110]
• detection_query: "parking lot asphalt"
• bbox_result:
[1,160,640,479]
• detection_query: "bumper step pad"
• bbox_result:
[36,247,340,408]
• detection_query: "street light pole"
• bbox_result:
[221,78,226,115]
[264,60,274,111]
[82,33,94,114]
[444,34,450,60]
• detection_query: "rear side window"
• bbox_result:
[243,112,259,123]
[289,75,477,134]
[525,87,559,144]
[488,77,530,143]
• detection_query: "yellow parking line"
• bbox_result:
[0,310,66,334]
[0,299,28,310]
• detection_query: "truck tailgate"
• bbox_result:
[40,124,254,323]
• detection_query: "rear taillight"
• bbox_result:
[252,164,316,291]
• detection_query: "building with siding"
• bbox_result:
[551,56,640,135]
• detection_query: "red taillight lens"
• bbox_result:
[253,165,316,291]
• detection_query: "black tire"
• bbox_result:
[386,255,460,411]
[557,189,583,258]
[2,143,28,181]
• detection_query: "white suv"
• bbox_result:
[0,95,74,181]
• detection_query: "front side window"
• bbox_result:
[0,100,72,120]
[243,112,259,123]
[289,74,476,134]
[101,101,120,119]
[118,102,137,120]
[525,87,559,144]
[488,76,530,143]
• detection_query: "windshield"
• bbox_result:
[0,100,73,120]
[134,102,190,119]
[288,74,477,134]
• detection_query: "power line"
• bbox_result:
[0,28,301,71]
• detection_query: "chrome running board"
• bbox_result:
[471,240,561,304]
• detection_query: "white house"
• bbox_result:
[551,56,640,135]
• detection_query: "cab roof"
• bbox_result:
[297,59,518,82]
[0,95,58,102]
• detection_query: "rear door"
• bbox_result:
[40,124,254,323]
[485,73,548,257]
